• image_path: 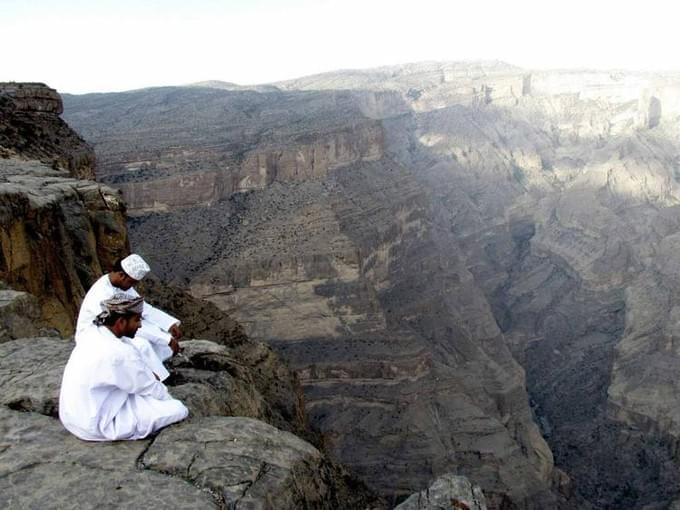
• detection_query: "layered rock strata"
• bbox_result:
[0,83,128,335]
[64,88,384,213]
[1,82,96,179]
[66,70,564,507]
[0,159,127,334]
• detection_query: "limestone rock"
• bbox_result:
[0,289,42,341]
[0,406,218,509]
[143,416,337,509]
[395,473,487,510]
[0,158,128,334]
[0,337,71,415]
[0,82,95,179]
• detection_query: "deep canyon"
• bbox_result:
[58,61,680,508]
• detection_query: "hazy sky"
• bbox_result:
[2,0,678,94]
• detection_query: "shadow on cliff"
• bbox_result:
[400,95,680,509]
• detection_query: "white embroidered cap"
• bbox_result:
[120,254,150,281]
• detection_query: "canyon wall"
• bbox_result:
[64,62,680,508]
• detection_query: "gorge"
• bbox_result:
[38,61,680,508]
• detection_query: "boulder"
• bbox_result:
[0,407,219,509]
[143,416,339,509]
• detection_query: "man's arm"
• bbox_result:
[95,356,170,401]
[129,287,181,355]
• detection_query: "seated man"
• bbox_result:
[76,254,180,380]
[60,295,188,441]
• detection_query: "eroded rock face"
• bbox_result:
[1,82,95,180]
[0,158,128,334]
[0,85,126,334]
[63,88,384,213]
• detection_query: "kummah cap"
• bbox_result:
[121,254,150,281]
[94,294,144,326]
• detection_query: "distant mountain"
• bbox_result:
[187,79,281,93]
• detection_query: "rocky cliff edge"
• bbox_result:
[0,83,389,509]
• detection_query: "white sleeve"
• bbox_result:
[94,355,170,401]
[136,321,172,346]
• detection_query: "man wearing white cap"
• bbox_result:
[75,254,181,381]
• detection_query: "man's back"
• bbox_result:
[75,274,120,340]
[59,324,186,441]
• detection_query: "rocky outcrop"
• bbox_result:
[0,83,124,335]
[395,474,487,510]
[0,406,218,510]
[0,158,128,335]
[143,416,341,509]
[0,333,382,509]
[1,82,95,179]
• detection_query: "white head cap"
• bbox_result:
[120,254,150,281]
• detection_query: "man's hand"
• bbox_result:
[169,323,182,340]
[169,337,181,356]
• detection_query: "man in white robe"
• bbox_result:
[76,254,180,381]
[60,295,188,441]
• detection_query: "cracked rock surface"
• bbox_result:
[0,407,218,509]
[143,416,337,509]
